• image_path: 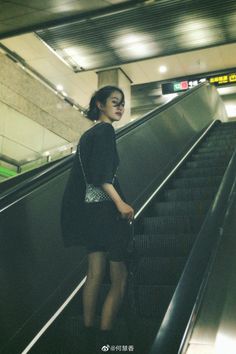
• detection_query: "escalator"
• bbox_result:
[26,121,236,354]
[0,83,230,354]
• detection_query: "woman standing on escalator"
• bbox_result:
[61,85,134,352]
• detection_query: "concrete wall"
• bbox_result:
[0,53,91,159]
[0,100,69,165]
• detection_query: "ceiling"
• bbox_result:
[0,0,133,38]
[0,0,236,118]
[35,0,236,72]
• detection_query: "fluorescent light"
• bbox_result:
[64,47,79,56]
[56,84,63,91]
[121,34,141,45]
[114,32,159,60]
[177,18,221,48]
[159,65,167,73]
[117,41,158,60]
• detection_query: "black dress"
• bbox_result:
[61,122,130,261]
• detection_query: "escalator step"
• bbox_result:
[201,142,236,149]
[32,314,131,354]
[210,127,236,133]
[209,134,236,139]
[191,152,231,160]
[164,187,218,201]
[186,160,228,168]
[143,215,203,233]
[133,233,196,256]
[197,146,234,153]
[178,167,225,177]
[199,140,235,146]
[204,136,236,143]
[172,176,221,188]
[153,200,212,216]
[133,257,186,285]
[132,285,175,318]
[210,132,236,137]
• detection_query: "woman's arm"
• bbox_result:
[101,183,134,221]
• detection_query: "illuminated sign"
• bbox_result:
[209,73,236,85]
[162,72,236,95]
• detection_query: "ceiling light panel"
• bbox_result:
[226,12,236,39]
[115,33,159,60]
[176,17,224,49]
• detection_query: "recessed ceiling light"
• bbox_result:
[159,65,167,73]
[56,84,63,91]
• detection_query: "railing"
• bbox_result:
[149,140,236,354]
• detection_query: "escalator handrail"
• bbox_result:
[150,131,236,354]
[0,82,208,206]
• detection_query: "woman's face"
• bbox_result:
[97,91,125,122]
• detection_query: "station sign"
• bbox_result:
[162,72,236,95]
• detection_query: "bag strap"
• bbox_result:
[78,144,87,185]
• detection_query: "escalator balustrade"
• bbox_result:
[31,122,236,354]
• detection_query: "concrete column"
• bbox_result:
[97,68,132,128]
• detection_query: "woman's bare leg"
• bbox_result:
[83,251,107,327]
[100,260,128,330]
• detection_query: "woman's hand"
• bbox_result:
[116,200,134,221]
[101,183,134,221]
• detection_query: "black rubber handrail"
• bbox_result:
[149,132,236,354]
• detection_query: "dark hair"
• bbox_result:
[86,85,124,121]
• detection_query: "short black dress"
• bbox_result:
[61,122,130,262]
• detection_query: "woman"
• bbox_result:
[61,86,134,352]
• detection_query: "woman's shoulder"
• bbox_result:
[84,122,114,135]
[96,122,115,135]
[79,122,114,145]
[85,122,115,140]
